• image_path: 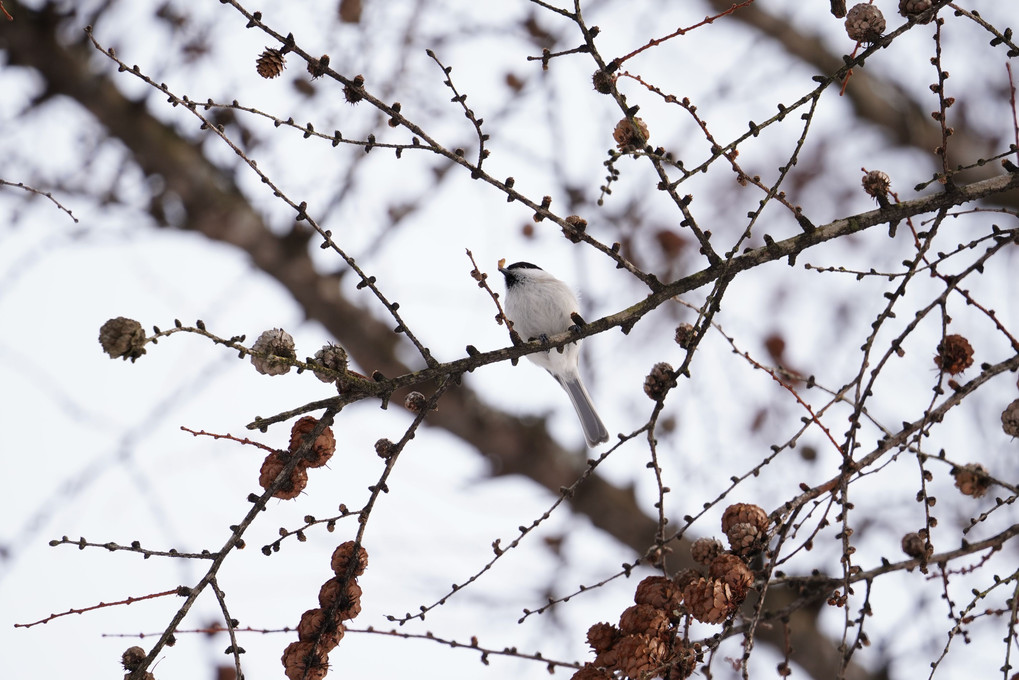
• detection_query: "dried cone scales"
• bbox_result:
[282,543,369,680]
[297,608,344,650]
[256,47,286,79]
[683,576,737,624]
[281,641,328,680]
[574,574,705,679]
[721,503,769,556]
[289,416,336,468]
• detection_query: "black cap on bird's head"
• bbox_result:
[500,261,543,287]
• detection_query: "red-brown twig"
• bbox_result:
[180,425,277,454]
[15,588,186,628]
[615,0,756,66]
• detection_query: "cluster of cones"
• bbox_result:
[573,503,769,680]
[259,417,336,499]
[281,541,369,680]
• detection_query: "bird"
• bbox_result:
[499,261,610,446]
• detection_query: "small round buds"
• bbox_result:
[307,54,330,78]
[344,75,365,104]
[374,438,396,460]
[404,391,428,413]
[562,215,588,243]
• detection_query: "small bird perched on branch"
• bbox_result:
[500,261,610,447]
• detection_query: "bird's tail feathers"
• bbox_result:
[557,374,609,447]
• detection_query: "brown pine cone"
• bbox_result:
[672,568,699,592]
[708,553,754,601]
[312,343,348,383]
[571,663,613,680]
[330,541,369,577]
[99,317,147,362]
[721,503,768,555]
[586,622,619,654]
[845,3,885,42]
[1000,399,1019,437]
[690,537,725,565]
[121,646,146,671]
[951,463,991,498]
[721,503,768,534]
[318,578,363,620]
[618,604,670,638]
[899,0,934,21]
[934,334,974,375]
[725,522,765,556]
[296,608,345,651]
[633,575,680,613]
[593,646,618,671]
[643,362,677,401]
[281,640,328,680]
[668,641,701,680]
[683,577,737,624]
[613,117,650,152]
[258,452,308,500]
[289,417,336,468]
[250,328,296,376]
[256,48,286,79]
[861,170,891,201]
[614,634,671,680]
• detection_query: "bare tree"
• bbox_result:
[2,1,1018,679]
